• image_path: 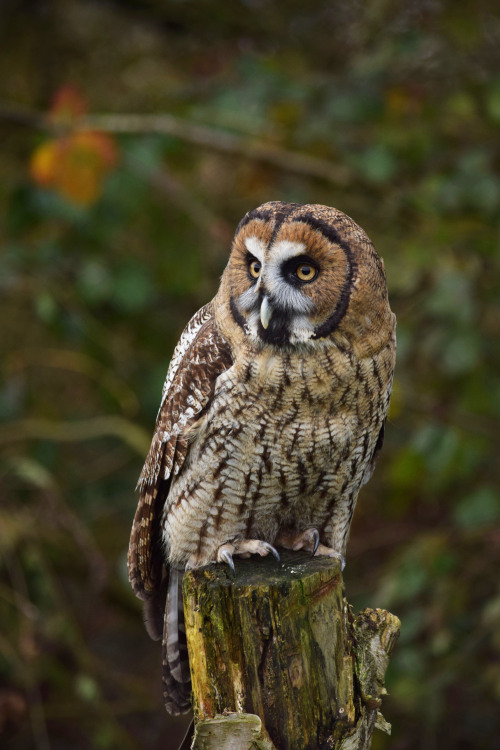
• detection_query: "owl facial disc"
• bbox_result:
[233,232,318,345]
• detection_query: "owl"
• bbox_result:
[128,201,396,714]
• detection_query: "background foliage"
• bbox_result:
[1,1,499,748]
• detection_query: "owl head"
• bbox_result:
[217,202,394,356]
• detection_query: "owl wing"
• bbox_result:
[127,301,233,602]
[361,420,386,487]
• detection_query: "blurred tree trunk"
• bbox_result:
[183,553,400,750]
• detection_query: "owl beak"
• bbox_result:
[260,296,273,329]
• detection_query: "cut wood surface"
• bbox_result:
[183,552,400,750]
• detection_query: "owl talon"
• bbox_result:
[262,542,281,562]
[281,526,321,555]
[314,544,346,571]
[235,539,280,562]
[217,547,236,575]
[309,529,320,556]
[216,539,280,572]
[277,528,344,569]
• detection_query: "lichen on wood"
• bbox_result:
[183,552,400,750]
[191,713,277,750]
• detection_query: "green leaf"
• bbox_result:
[74,673,100,702]
[112,264,155,312]
[453,487,500,530]
[486,80,500,123]
[353,143,398,183]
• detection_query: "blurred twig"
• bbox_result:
[3,557,51,750]
[7,544,137,750]
[127,153,233,246]
[0,103,351,186]
[43,489,109,591]
[400,388,500,443]
[8,348,140,417]
[0,416,150,455]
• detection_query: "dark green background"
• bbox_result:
[1,1,499,748]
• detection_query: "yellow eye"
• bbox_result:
[249,259,261,279]
[295,264,317,282]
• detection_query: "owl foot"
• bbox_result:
[315,545,346,571]
[276,528,345,571]
[276,527,320,554]
[216,539,280,575]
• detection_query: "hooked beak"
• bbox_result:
[260,296,273,329]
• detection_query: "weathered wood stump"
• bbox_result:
[183,552,400,750]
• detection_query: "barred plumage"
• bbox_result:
[127,201,396,714]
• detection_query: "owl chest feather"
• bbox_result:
[163,342,390,565]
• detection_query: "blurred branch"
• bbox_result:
[0,416,150,455]
[0,104,48,131]
[3,556,51,750]
[44,489,109,590]
[0,582,39,621]
[8,348,140,417]
[9,545,137,750]
[0,103,351,186]
[127,153,233,245]
[402,390,499,443]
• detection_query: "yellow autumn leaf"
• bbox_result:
[30,130,119,206]
[30,84,119,206]
[29,140,60,186]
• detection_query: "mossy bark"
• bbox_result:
[183,552,400,750]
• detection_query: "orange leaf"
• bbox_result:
[72,131,118,169]
[30,86,119,206]
[49,85,87,125]
[30,131,119,206]
[57,157,103,206]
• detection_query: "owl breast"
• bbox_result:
[162,337,393,567]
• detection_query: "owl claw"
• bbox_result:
[236,539,280,562]
[313,545,346,571]
[310,529,320,556]
[261,542,281,562]
[216,539,280,573]
[218,547,236,575]
[283,526,321,555]
[276,528,344,570]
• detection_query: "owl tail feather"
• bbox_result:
[142,575,167,641]
[162,567,191,715]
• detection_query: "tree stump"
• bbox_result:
[183,552,400,750]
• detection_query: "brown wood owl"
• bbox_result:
[128,201,396,714]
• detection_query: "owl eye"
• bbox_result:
[248,259,261,279]
[295,263,317,282]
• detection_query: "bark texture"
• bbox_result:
[183,552,400,750]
